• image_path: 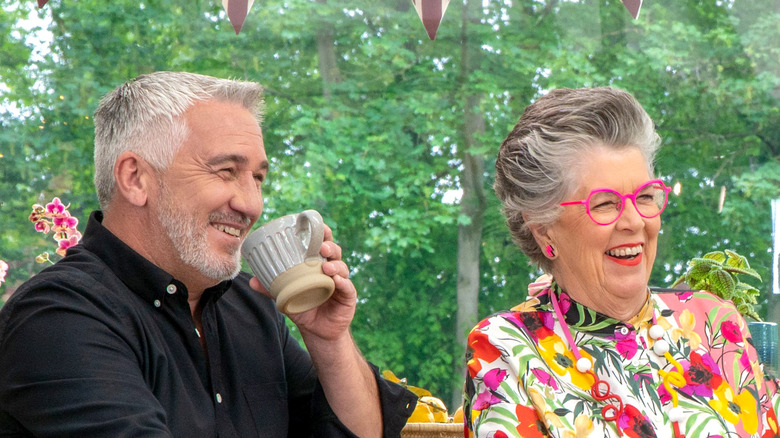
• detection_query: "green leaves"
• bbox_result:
[673,250,763,321]
[0,0,778,401]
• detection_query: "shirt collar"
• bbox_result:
[81,211,232,306]
[538,279,653,336]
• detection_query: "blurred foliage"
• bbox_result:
[673,249,763,321]
[0,0,778,401]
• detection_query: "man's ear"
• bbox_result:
[113,151,153,207]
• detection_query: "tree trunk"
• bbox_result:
[316,0,341,104]
[453,0,486,410]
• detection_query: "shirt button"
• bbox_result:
[619,326,629,335]
[166,284,177,294]
[216,393,223,403]
[153,299,161,308]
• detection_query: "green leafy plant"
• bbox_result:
[672,250,763,321]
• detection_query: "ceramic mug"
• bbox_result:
[241,210,335,314]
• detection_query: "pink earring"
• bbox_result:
[545,244,556,258]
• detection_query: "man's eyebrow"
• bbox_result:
[207,154,269,172]
[207,154,248,166]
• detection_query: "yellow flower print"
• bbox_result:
[671,309,702,350]
[511,296,541,312]
[654,314,674,332]
[537,336,595,391]
[528,387,564,429]
[708,382,759,435]
[562,414,595,438]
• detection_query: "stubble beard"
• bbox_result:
[156,181,244,283]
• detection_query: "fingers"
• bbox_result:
[321,257,348,277]
[331,274,357,304]
[320,241,343,261]
[318,224,355,296]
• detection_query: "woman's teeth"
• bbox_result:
[606,245,643,258]
[214,224,241,237]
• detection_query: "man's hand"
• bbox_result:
[248,224,382,437]
[248,224,357,340]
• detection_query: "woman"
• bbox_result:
[464,87,779,437]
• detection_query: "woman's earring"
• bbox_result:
[545,244,556,259]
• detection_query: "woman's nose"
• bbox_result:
[617,198,645,229]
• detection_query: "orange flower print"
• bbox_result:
[619,404,655,438]
[515,404,548,437]
[467,323,503,378]
[682,351,723,397]
[761,405,777,438]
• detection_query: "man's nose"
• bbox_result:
[232,172,263,220]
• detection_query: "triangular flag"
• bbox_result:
[37,0,48,7]
[412,0,450,41]
[222,0,255,34]
[621,0,642,19]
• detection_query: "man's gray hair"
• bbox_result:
[93,71,265,209]
[493,86,661,272]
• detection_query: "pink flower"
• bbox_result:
[610,329,638,360]
[720,321,743,343]
[46,197,67,215]
[681,352,722,397]
[28,198,82,262]
[483,368,507,390]
[675,291,694,302]
[53,213,78,230]
[558,292,574,313]
[472,389,503,410]
[34,220,51,234]
[531,367,559,390]
[0,260,8,285]
[739,349,750,369]
[56,234,80,257]
[657,382,672,404]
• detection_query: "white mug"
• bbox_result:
[241,210,335,314]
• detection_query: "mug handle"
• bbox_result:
[297,209,324,261]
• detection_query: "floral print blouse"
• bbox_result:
[464,275,780,438]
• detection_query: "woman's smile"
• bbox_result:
[544,146,660,320]
[606,243,644,266]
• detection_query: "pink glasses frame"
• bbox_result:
[559,179,672,226]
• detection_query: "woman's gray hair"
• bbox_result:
[494,86,661,272]
[93,71,265,209]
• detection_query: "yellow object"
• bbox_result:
[452,405,464,423]
[401,423,463,437]
[420,396,448,423]
[408,401,435,423]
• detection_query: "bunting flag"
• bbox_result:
[37,0,48,7]
[222,0,255,34]
[621,0,643,19]
[412,0,450,41]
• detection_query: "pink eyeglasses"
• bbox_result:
[560,179,671,226]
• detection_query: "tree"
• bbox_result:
[1,0,778,406]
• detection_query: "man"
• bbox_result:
[0,72,416,437]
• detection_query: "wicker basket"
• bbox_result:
[401,423,464,438]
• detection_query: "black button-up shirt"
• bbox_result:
[0,211,416,437]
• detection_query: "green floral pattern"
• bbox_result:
[464,275,780,437]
